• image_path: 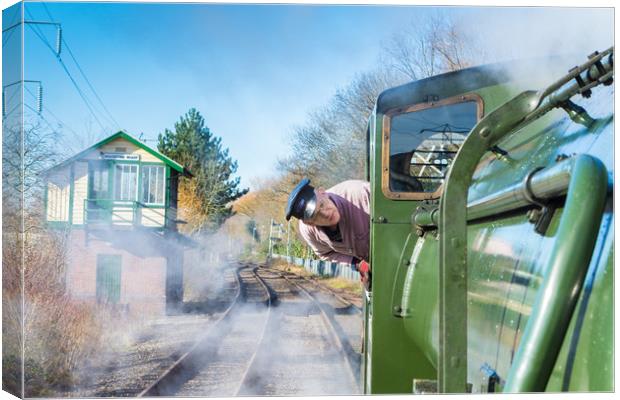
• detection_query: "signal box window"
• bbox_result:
[141,165,165,205]
[114,164,138,201]
[384,95,482,200]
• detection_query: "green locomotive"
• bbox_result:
[363,47,614,393]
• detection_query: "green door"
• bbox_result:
[96,255,121,304]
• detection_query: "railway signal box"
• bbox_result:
[44,131,194,315]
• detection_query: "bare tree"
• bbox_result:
[56,116,108,158]
[383,12,482,81]
[279,66,403,188]
[2,115,102,396]
[257,12,486,257]
[2,119,61,237]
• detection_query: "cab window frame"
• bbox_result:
[381,93,484,200]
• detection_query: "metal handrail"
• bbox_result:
[84,198,137,225]
[504,155,608,392]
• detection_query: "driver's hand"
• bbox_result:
[358,260,371,291]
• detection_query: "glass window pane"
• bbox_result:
[90,162,109,199]
[115,164,137,201]
[141,166,165,204]
[157,167,164,204]
[389,101,478,193]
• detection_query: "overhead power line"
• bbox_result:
[24,103,56,131]
[25,7,119,133]
[25,18,107,133]
[42,3,121,130]
[24,85,81,138]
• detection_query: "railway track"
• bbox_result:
[140,262,361,396]
[139,264,270,396]
[260,266,362,377]
[58,265,240,398]
[261,263,363,312]
[236,267,360,395]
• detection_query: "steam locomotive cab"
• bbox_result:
[364,49,614,394]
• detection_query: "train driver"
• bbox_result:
[285,178,371,288]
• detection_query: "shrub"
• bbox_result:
[3,227,104,396]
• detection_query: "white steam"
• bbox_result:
[460,7,613,64]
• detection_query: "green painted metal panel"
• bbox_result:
[369,223,435,393]
[365,49,614,394]
[401,233,439,366]
[367,84,512,394]
[96,254,121,304]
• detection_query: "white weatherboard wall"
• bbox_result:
[111,205,135,225]
[72,161,88,225]
[99,138,160,162]
[141,208,166,227]
[46,165,71,222]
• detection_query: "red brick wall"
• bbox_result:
[66,230,168,315]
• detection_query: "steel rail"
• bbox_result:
[232,267,276,396]
[137,265,244,397]
[302,275,363,313]
[259,266,360,391]
[262,265,362,313]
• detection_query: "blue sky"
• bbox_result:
[3,2,614,189]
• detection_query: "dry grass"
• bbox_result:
[270,258,313,277]
[269,258,363,296]
[318,276,363,296]
[2,225,106,396]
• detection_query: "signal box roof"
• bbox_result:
[45,130,193,177]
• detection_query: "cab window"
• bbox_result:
[383,95,482,199]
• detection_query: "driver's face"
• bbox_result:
[304,189,340,227]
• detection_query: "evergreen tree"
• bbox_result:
[158,108,247,233]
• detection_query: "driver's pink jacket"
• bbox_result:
[298,180,370,264]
